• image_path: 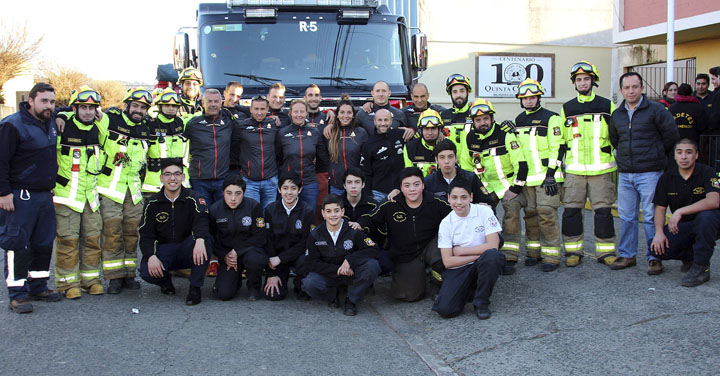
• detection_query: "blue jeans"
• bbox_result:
[189,179,224,207]
[329,185,345,196]
[243,175,278,210]
[617,171,663,260]
[300,182,319,215]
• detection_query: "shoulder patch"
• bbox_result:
[364,238,376,247]
[256,217,265,227]
[711,178,719,189]
[553,126,561,136]
[510,141,519,150]
[198,198,206,206]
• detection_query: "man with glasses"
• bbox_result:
[559,61,617,267]
[441,74,474,147]
[139,158,212,305]
[96,87,152,294]
[177,68,204,119]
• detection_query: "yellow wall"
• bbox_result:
[675,39,720,75]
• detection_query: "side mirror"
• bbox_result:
[412,32,428,72]
[173,32,190,71]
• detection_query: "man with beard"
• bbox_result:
[559,61,617,267]
[177,68,204,119]
[402,83,446,131]
[0,83,61,313]
[441,74,474,147]
[360,109,406,203]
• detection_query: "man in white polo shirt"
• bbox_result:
[432,178,505,320]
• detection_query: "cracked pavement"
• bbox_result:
[1,211,719,375]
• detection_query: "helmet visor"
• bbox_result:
[517,82,543,97]
[128,90,152,104]
[76,90,101,104]
[470,103,493,117]
[418,115,442,128]
[571,62,595,76]
[446,74,470,88]
[158,91,181,105]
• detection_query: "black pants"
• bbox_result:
[390,236,443,302]
[649,209,720,266]
[432,249,505,318]
[214,246,268,301]
[303,259,381,304]
[140,236,213,288]
[264,254,306,301]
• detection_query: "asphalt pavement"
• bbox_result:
[1,210,719,375]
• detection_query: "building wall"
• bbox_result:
[623,0,720,30]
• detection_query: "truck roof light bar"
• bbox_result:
[245,8,278,18]
[339,9,370,19]
[228,0,378,7]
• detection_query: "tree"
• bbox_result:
[93,80,127,110]
[0,23,42,104]
[38,65,90,107]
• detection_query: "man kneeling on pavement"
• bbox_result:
[139,158,212,305]
[649,138,720,287]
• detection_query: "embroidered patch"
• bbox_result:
[256,217,265,227]
[364,238,376,247]
[295,219,303,230]
[693,187,705,195]
[315,241,327,246]
[242,216,252,226]
[392,212,407,223]
[198,198,206,206]
[510,141,519,150]
[475,226,485,233]
[156,212,169,223]
[553,127,561,136]
[711,178,720,189]
[488,215,498,228]
[343,240,353,250]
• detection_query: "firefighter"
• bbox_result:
[559,61,617,267]
[141,88,189,196]
[508,79,565,272]
[96,87,152,294]
[52,86,105,298]
[177,67,204,119]
[459,99,528,274]
[403,109,445,177]
[440,74,473,147]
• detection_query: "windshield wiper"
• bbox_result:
[310,76,372,90]
[224,73,299,94]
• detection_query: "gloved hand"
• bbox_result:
[500,120,516,134]
[542,176,558,196]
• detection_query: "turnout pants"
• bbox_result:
[649,210,720,266]
[302,259,381,304]
[214,246,268,301]
[140,235,212,288]
[391,236,443,302]
[432,248,505,318]
[561,173,617,261]
[1,190,55,300]
[54,203,103,291]
[264,254,307,301]
[100,191,142,280]
[501,186,562,264]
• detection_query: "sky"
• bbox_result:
[1,1,223,84]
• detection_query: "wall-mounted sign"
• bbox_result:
[475,53,555,98]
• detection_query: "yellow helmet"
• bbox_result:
[570,60,600,82]
[468,99,496,118]
[177,67,204,87]
[154,88,181,106]
[122,87,153,106]
[69,85,101,106]
[445,73,472,95]
[516,79,545,98]
[417,109,443,128]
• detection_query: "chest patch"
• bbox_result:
[343,240,353,250]
[295,219,303,230]
[693,187,705,195]
[156,212,169,223]
[241,216,252,226]
[392,212,407,223]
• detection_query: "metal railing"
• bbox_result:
[700,134,720,171]
[630,59,696,101]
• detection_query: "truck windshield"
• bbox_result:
[198,19,405,91]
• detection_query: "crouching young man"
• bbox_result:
[302,194,381,316]
[139,158,212,305]
[432,179,505,320]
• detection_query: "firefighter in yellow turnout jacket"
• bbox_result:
[560,61,617,267]
[403,110,446,177]
[53,87,104,298]
[96,88,152,294]
[506,80,565,272]
[141,89,189,195]
[459,99,528,275]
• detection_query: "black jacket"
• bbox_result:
[264,199,315,276]
[669,95,709,143]
[184,111,234,180]
[305,220,379,278]
[208,197,266,259]
[356,103,408,136]
[268,108,291,127]
[610,95,679,173]
[360,128,406,193]
[402,103,446,130]
[138,186,210,258]
[0,102,58,195]
[276,122,329,185]
[359,190,451,263]
[233,117,280,181]
[424,167,492,205]
[342,193,378,222]
[326,126,368,189]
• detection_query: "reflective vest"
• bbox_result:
[441,103,471,147]
[514,107,565,186]
[459,123,526,199]
[96,109,149,204]
[560,91,617,176]
[403,137,438,177]
[53,116,101,212]
[178,96,202,121]
[142,114,190,193]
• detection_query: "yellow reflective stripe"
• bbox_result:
[55,272,79,282]
[501,242,521,250]
[102,260,125,270]
[490,149,511,192]
[79,271,101,278]
[595,243,615,250]
[142,182,161,192]
[107,144,127,194]
[529,127,541,175]
[541,247,561,255]
[526,242,541,249]
[67,148,82,203]
[53,196,83,212]
[564,241,583,250]
[124,259,137,266]
[566,162,616,172]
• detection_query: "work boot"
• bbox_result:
[88,284,104,295]
[541,263,559,272]
[247,288,260,301]
[647,260,663,275]
[28,290,62,302]
[107,279,123,294]
[343,298,357,316]
[524,257,540,267]
[328,290,340,309]
[161,280,176,295]
[186,287,202,305]
[65,287,82,300]
[501,262,516,276]
[8,299,33,314]
[681,264,710,287]
[601,255,617,266]
[565,255,581,267]
[610,257,636,270]
[681,260,693,273]
[474,306,491,320]
[123,277,141,290]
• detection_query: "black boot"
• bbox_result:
[343,297,357,316]
[186,287,202,305]
[682,264,710,287]
[107,279,123,294]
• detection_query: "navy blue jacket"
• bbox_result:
[0,102,58,196]
[360,128,406,193]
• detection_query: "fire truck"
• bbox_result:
[173,0,427,105]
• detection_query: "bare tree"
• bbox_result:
[0,23,43,104]
[38,65,90,107]
[93,80,127,110]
